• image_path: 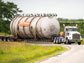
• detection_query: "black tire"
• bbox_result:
[53,38,56,44]
[64,42,66,44]
[58,39,61,44]
[68,40,71,44]
[66,39,69,44]
[68,42,71,44]
[78,42,81,45]
[56,39,58,44]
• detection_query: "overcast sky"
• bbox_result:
[3,0,84,19]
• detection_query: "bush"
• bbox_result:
[0,19,10,34]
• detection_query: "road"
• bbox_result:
[40,44,84,63]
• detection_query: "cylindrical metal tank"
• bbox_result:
[10,16,60,39]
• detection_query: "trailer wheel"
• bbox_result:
[53,38,56,44]
[68,42,71,44]
[58,39,61,44]
[78,42,81,45]
[66,39,69,44]
[56,39,58,44]
[64,42,66,44]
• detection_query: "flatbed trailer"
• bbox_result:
[0,36,15,41]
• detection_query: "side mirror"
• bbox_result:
[66,29,68,31]
[63,24,65,27]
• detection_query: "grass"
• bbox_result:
[0,42,67,63]
[73,38,84,45]
[81,38,84,44]
[0,32,11,36]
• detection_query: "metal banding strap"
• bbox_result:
[23,17,30,38]
[10,16,16,33]
[14,16,22,36]
[29,17,36,38]
[19,16,28,38]
[17,16,24,38]
[35,17,43,38]
[13,16,21,36]
[29,17,40,39]
[10,16,18,35]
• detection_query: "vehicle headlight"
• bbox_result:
[69,37,71,39]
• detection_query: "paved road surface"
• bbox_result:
[41,45,84,63]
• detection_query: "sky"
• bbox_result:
[3,0,84,19]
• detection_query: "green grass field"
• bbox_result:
[0,32,11,36]
[0,42,67,63]
[74,38,84,45]
[81,38,84,44]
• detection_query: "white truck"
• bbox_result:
[52,24,82,45]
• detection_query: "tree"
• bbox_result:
[0,0,22,21]
[0,0,22,34]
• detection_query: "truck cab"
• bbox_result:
[64,26,82,45]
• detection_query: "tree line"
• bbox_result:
[0,0,22,33]
[59,18,84,38]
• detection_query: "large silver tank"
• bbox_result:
[10,15,60,39]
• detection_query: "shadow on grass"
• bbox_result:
[8,58,29,63]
